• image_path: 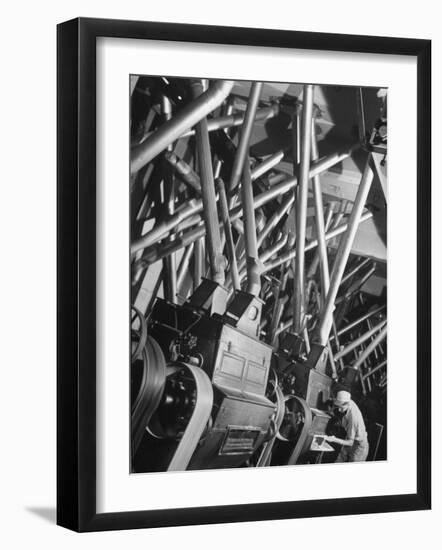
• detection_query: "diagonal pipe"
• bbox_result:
[351,325,387,371]
[262,210,373,273]
[131,147,359,258]
[229,82,263,193]
[180,104,278,138]
[315,157,375,346]
[334,319,387,361]
[331,305,386,339]
[130,80,234,175]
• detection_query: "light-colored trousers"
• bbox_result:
[335,440,369,462]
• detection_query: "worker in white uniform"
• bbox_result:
[325,390,369,462]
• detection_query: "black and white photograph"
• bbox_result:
[129,77,388,474]
[0,0,435,543]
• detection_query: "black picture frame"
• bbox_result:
[57,17,431,532]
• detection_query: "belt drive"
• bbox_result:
[167,363,214,471]
[131,334,167,454]
[256,385,285,467]
[287,396,313,465]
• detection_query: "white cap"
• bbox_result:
[334,390,351,405]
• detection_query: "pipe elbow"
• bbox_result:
[130,80,235,175]
[211,80,235,101]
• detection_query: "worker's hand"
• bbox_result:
[325,435,337,443]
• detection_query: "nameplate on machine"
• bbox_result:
[219,427,261,455]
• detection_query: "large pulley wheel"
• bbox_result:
[270,395,312,465]
[146,364,199,440]
[146,362,214,471]
[277,395,308,442]
[256,382,285,467]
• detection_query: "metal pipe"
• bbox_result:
[356,87,368,148]
[131,80,234,174]
[131,199,203,253]
[329,199,348,248]
[162,94,173,123]
[217,178,240,290]
[263,210,373,273]
[304,327,311,354]
[162,96,177,304]
[257,194,295,248]
[235,209,284,284]
[164,152,201,194]
[326,342,338,379]
[307,203,334,279]
[229,82,263,193]
[248,146,357,211]
[193,236,204,291]
[176,243,194,292]
[132,148,361,262]
[241,162,261,295]
[180,105,278,138]
[352,325,387,371]
[366,315,381,364]
[271,301,288,340]
[316,158,374,345]
[334,319,387,361]
[363,359,387,380]
[331,320,345,371]
[191,80,225,285]
[222,96,235,136]
[268,270,289,344]
[142,206,369,281]
[293,85,314,332]
[311,111,330,302]
[292,103,301,173]
[360,374,367,396]
[365,372,372,394]
[341,257,371,285]
[268,173,288,186]
[275,318,292,336]
[251,149,285,181]
[135,107,158,146]
[241,162,259,260]
[172,212,205,233]
[133,264,164,315]
[163,254,177,303]
[239,230,303,284]
[336,264,376,304]
[259,233,289,264]
[332,305,386,339]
